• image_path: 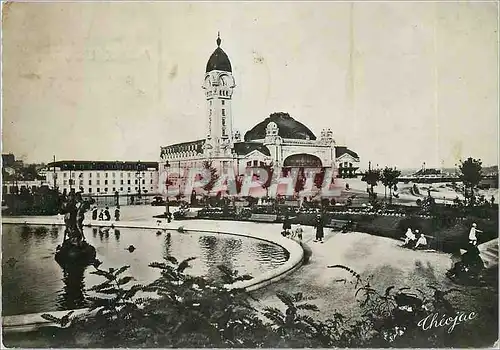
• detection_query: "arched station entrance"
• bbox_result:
[283,154,322,168]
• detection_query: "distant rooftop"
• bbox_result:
[46,160,158,171]
[413,168,441,176]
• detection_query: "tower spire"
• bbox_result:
[216,32,221,47]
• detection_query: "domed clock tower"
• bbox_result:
[202,33,236,157]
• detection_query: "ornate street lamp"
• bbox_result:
[135,161,145,201]
[69,162,74,191]
[164,161,171,222]
[178,160,182,196]
[52,155,58,191]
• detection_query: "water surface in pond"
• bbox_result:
[2,224,288,316]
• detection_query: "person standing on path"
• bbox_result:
[469,223,482,246]
[91,206,98,221]
[114,206,120,221]
[314,214,324,243]
[293,224,304,241]
[282,215,292,236]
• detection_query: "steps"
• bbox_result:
[479,239,499,269]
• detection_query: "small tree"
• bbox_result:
[380,167,401,204]
[459,157,483,206]
[260,162,274,198]
[314,167,326,190]
[202,161,219,196]
[228,175,244,196]
[294,167,306,197]
[361,169,380,199]
[236,175,244,195]
[380,172,389,201]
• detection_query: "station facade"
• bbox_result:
[159,35,360,196]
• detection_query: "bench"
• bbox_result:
[173,210,198,220]
[184,211,198,218]
[328,219,357,232]
[250,213,278,222]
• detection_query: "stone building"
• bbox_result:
[45,160,159,199]
[159,35,360,195]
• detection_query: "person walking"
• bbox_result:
[314,214,324,243]
[469,223,482,246]
[114,206,121,221]
[282,215,292,236]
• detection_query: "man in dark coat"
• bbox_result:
[314,214,324,243]
[91,206,98,221]
[282,215,292,235]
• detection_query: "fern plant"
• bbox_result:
[328,264,461,347]
[40,258,465,348]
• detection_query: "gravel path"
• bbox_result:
[252,229,455,320]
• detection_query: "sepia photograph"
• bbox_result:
[1,1,499,348]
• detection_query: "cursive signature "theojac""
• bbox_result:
[417,311,477,334]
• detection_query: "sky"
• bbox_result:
[2,1,498,169]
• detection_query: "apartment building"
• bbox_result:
[45,161,159,196]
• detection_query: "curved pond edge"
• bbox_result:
[1,217,304,333]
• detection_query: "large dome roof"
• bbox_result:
[206,35,232,73]
[244,112,317,141]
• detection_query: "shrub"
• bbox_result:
[38,255,492,348]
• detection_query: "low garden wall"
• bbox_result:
[321,212,498,253]
[176,208,498,253]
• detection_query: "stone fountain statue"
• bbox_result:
[55,190,96,267]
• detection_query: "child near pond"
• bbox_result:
[292,224,304,241]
